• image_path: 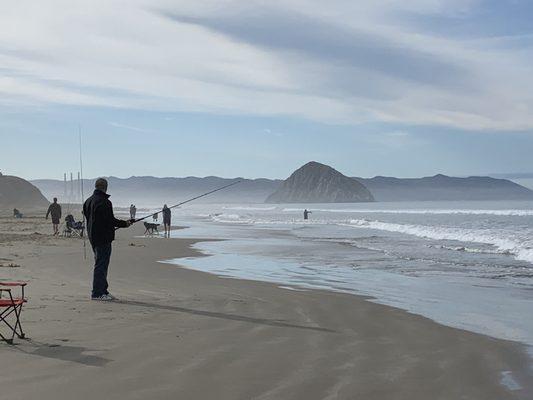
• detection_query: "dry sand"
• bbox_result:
[0,214,532,400]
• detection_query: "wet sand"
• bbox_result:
[0,214,532,399]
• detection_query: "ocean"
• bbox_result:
[159,200,533,347]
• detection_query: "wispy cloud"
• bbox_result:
[1,0,532,131]
[108,121,153,133]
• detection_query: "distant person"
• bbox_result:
[83,178,132,301]
[153,212,158,222]
[46,197,62,235]
[303,209,312,220]
[129,204,137,220]
[13,208,23,218]
[162,204,171,237]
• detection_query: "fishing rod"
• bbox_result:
[79,126,87,259]
[125,180,242,226]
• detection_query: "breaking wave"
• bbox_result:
[211,213,251,224]
[203,209,533,265]
[347,219,533,264]
[283,208,533,216]
[223,206,278,211]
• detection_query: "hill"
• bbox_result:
[0,174,50,210]
[266,162,374,203]
[31,176,281,207]
[31,171,533,206]
[355,174,533,201]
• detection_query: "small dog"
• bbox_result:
[143,221,160,235]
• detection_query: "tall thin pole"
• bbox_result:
[79,130,84,204]
[79,126,87,259]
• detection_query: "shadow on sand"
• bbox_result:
[116,299,336,333]
[8,339,111,367]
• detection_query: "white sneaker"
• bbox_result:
[105,293,117,301]
[91,294,116,301]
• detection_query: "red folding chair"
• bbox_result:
[0,281,27,344]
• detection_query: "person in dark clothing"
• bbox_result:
[13,208,23,218]
[162,204,171,237]
[129,204,137,220]
[46,197,62,235]
[83,178,131,301]
[303,209,312,220]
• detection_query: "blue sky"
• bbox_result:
[1,0,532,180]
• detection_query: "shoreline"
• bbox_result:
[167,234,533,348]
[1,216,532,399]
[163,230,533,389]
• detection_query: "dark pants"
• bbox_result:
[92,243,112,297]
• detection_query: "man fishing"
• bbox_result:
[81,179,240,300]
[83,178,131,301]
[46,197,62,235]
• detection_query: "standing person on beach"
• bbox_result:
[304,209,312,220]
[46,197,62,235]
[129,204,136,220]
[83,178,132,301]
[162,204,171,237]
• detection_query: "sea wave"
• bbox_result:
[211,213,252,224]
[283,208,533,216]
[347,219,533,263]
[223,206,278,211]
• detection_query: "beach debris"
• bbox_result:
[128,242,146,247]
[0,262,21,268]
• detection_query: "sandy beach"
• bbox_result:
[0,213,531,400]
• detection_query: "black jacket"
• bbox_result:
[83,190,128,246]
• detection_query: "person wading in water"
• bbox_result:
[83,178,132,301]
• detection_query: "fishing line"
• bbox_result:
[117,180,242,229]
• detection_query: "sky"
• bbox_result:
[1,0,533,180]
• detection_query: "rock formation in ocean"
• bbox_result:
[0,174,50,210]
[265,162,375,203]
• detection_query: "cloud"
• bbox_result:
[159,8,471,89]
[108,122,153,133]
[0,0,532,131]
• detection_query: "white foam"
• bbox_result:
[211,213,253,224]
[347,219,533,263]
[224,206,277,211]
[500,371,522,391]
[283,208,533,216]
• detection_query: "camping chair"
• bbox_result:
[63,214,85,238]
[0,281,27,344]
